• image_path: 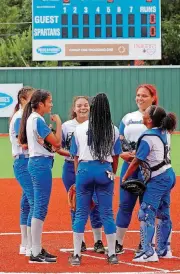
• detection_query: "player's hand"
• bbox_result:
[21,144,28,150]
[106,171,116,180]
[50,114,61,123]
[122,176,126,183]
[120,152,135,162]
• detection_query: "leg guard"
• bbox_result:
[138,202,156,257]
[156,219,172,256]
[156,200,172,256]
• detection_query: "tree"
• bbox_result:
[0,0,20,38]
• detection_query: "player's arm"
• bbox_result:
[74,156,79,174]
[111,127,121,174]
[55,148,70,157]
[44,115,62,148]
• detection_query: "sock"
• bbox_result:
[31,218,44,257]
[116,226,128,245]
[73,232,83,256]
[83,235,85,242]
[27,226,32,249]
[106,233,116,257]
[20,225,27,247]
[92,228,102,243]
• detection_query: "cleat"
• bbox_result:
[115,240,124,254]
[29,253,46,263]
[107,254,119,264]
[29,248,57,263]
[68,254,81,266]
[158,249,173,259]
[19,245,26,255]
[81,241,87,252]
[133,250,159,263]
[94,240,105,254]
[41,248,57,262]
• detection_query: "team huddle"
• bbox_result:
[9,85,177,265]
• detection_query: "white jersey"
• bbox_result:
[26,112,53,157]
[136,129,171,177]
[121,110,147,143]
[9,109,28,157]
[120,110,172,169]
[71,120,121,162]
[62,118,79,161]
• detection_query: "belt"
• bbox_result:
[14,154,29,159]
[65,159,74,163]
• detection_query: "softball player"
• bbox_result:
[9,86,35,256]
[59,96,104,253]
[69,93,121,265]
[116,84,158,254]
[19,89,62,263]
[122,106,176,262]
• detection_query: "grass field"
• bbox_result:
[0,134,180,178]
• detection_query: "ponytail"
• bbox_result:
[149,106,177,133]
[18,102,32,144]
[161,112,177,133]
[9,86,35,123]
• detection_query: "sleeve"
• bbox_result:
[119,121,125,135]
[112,127,121,155]
[119,113,129,135]
[14,118,21,136]
[62,124,66,148]
[36,117,51,139]
[70,130,79,156]
[136,136,152,161]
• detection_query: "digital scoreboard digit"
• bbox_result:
[32,0,161,61]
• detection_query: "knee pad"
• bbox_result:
[138,202,156,223]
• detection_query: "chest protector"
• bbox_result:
[136,128,170,172]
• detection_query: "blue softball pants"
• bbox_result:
[116,161,142,228]
[73,161,116,235]
[62,160,102,228]
[138,170,175,254]
[13,155,34,227]
[28,156,53,222]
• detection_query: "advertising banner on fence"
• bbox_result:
[0,84,23,117]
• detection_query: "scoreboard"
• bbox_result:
[32,0,161,61]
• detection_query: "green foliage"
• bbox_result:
[0,0,179,66]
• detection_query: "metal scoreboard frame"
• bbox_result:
[32,0,161,61]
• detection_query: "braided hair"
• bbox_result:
[88,93,115,161]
